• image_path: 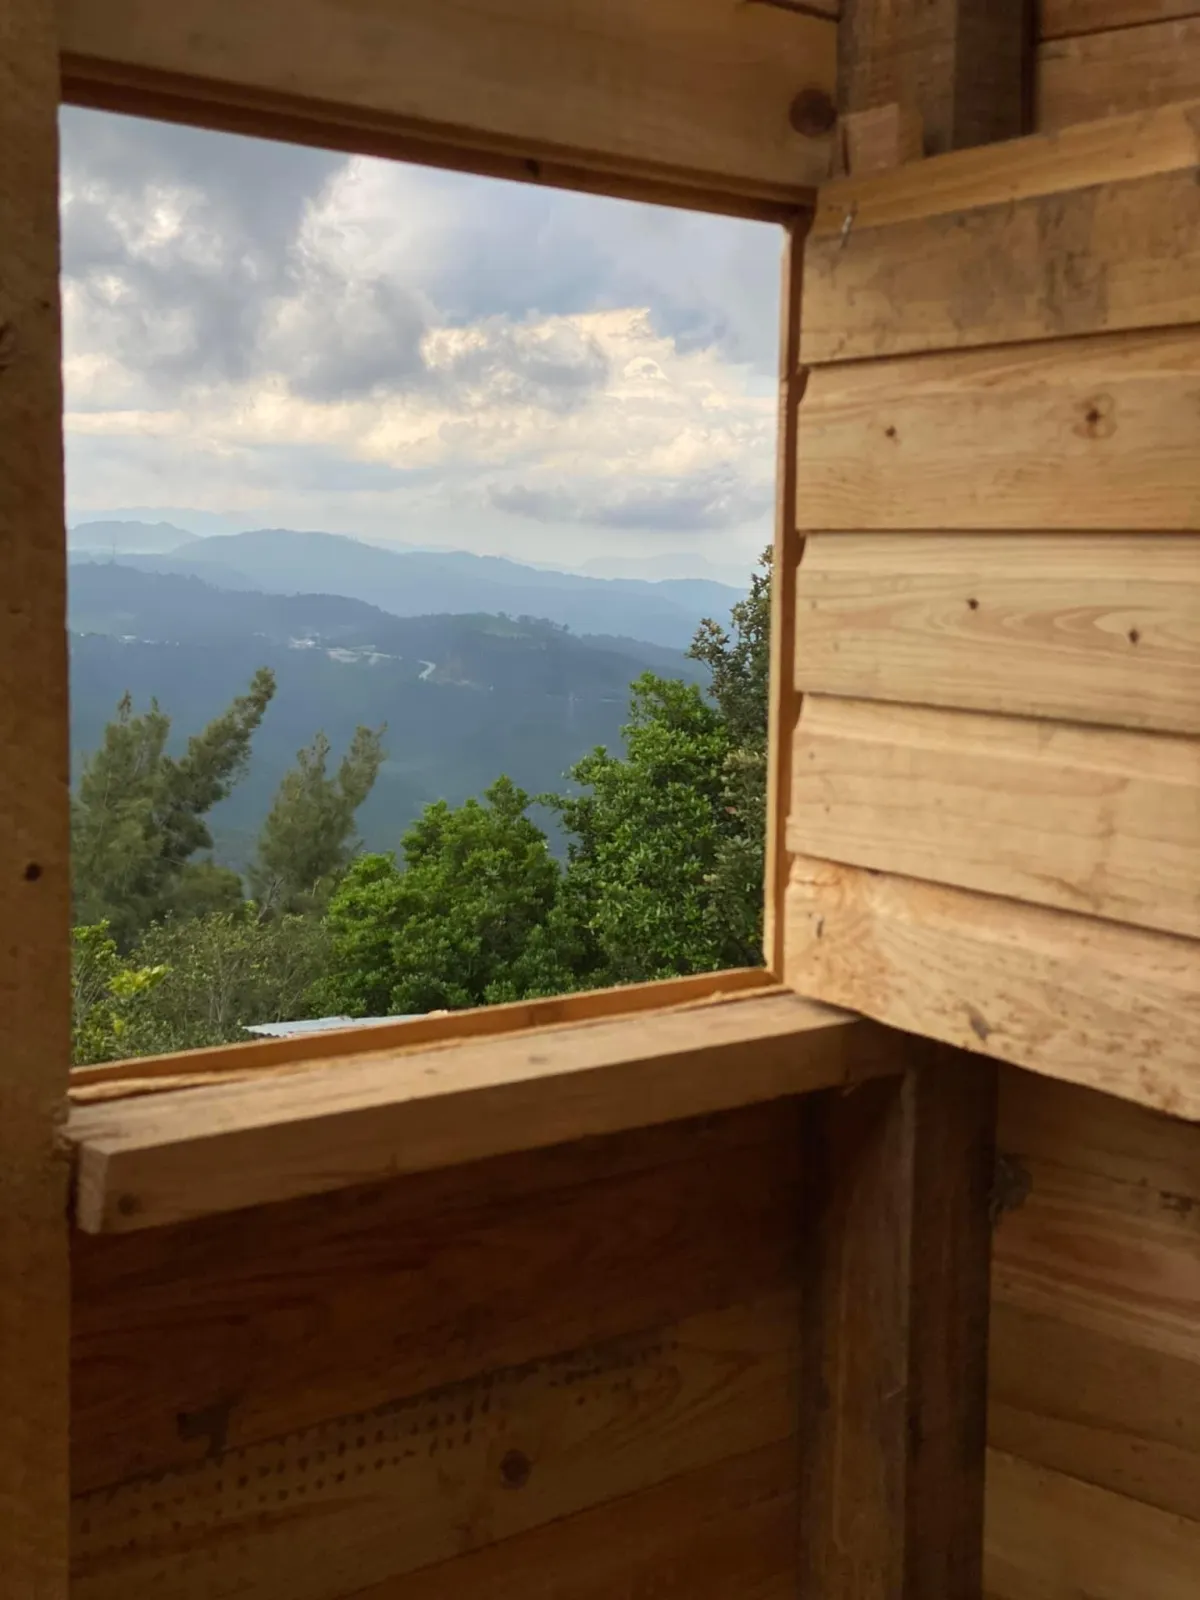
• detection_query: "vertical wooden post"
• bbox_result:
[0,0,72,1594]
[797,1052,997,1598]
[838,0,1031,155]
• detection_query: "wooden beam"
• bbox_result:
[785,856,1200,1119]
[837,0,1031,156]
[57,0,837,217]
[797,1054,996,1596]
[0,0,71,1594]
[1038,17,1200,131]
[68,992,902,1232]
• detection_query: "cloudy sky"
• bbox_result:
[59,108,783,581]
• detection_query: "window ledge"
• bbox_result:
[66,989,902,1234]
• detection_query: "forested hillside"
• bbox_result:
[70,554,770,1065]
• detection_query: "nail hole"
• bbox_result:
[884,425,897,439]
[1128,628,1140,645]
[23,862,42,881]
[967,597,979,611]
[500,1449,532,1489]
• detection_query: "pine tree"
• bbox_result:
[249,724,386,916]
[71,668,276,946]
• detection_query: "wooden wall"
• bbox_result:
[69,1102,807,1599]
[1038,0,1200,129]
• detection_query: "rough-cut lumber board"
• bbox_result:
[764,228,807,972]
[836,101,925,174]
[794,533,1200,735]
[984,1449,1200,1600]
[72,1102,805,1492]
[69,991,896,1232]
[990,1302,1200,1522]
[70,965,776,1092]
[837,0,1030,155]
[798,1058,995,1597]
[58,0,836,215]
[795,326,1200,530]
[784,856,1200,1118]
[1042,1,1200,42]
[0,1,70,1594]
[813,91,1200,236]
[788,696,1200,939]
[332,1443,797,1600]
[1039,19,1200,131]
[72,1294,797,1600]
[803,128,1200,360]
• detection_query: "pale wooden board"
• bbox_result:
[788,696,1200,940]
[58,0,836,211]
[984,1449,1200,1600]
[793,533,1200,735]
[813,97,1200,236]
[803,157,1200,362]
[68,992,897,1233]
[1042,1,1200,41]
[334,1444,797,1600]
[795,326,1200,530]
[764,228,805,972]
[69,965,775,1092]
[783,857,1200,1118]
[72,1101,804,1492]
[1039,19,1200,131]
[0,0,71,1593]
[71,1295,798,1600]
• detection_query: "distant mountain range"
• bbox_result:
[68,562,711,871]
[69,522,744,649]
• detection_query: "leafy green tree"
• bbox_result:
[71,922,169,1065]
[72,669,275,944]
[550,674,740,984]
[317,777,570,1016]
[130,909,331,1052]
[249,725,385,916]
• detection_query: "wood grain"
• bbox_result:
[837,0,1030,155]
[803,157,1200,361]
[72,1102,805,1493]
[69,991,894,1233]
[795,326,1200,530]
[784,856,1200,1118]
[338,1443,797,1600]
[798,1061,995,1597]
[1041,1,1200,42]
[0,0,71,1593]
[793,533,1200,734]
[764,226,806,973]
[984,1449,1200,1600]
[788,696,1200,939]
[58,0,836,213]
[1039,19,1200,131]
[72,1295,799,1600]
[69,965,775,1092]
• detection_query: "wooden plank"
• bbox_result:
[804,154,1200,362]
[1042,2,1200,43]
[797,1057,995,1597]
[72,1101,805,1492]
[1039,19,1200,131]
[70,965,777,1092]
[764,227,807,973]
[990,1302,1200,1522]
[814,93,1200,236]
[837,0,1030,155]
[71,1294,798,1600]
[984,1449,1200,1600]
[788,696,1200,939]
[69,991,897,1233]
[795,326,1200,530]
[784,856,1200,1118]
[337,1443,797,1600]
[794,533,1200,735]
[57,0,836,214]
[0,0,71,1595]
